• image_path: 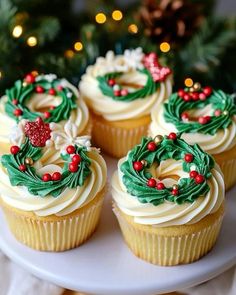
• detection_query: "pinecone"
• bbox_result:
[139,0,205,47]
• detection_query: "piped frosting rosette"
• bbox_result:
[79,48,172,121]
[0,73,89,149]
[112,133,224,227]
[0,117,106,217]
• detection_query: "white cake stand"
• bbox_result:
[0,155,235,295]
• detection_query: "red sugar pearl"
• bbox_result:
[172,189,179,196]
[57,85,63,91]
[52,172,61,181]
[191,92,199,101]
[184,153,194,163]
[214,109,222,117]
[114,90,121,96]
[42,173,52,182]
[168,132,177,140]
[108,79,116,86]
[203,86,212,96]
[198,116,208,125]
[147,178,157,188]
[35,86,45,93]
[49,105,56,110]
[199,93,206,101]
[66,145,75,154]
[25,73,35,84]
[183,93,191,102]
[48,88,56,95]
[69,162,78,173]
[72,154,81,164]
[10,145,20,155]
[178,89,185,97]
[12,99,18,105]
[19,164,26,172]
[133,161,143,171]
[181,112,189,121]
[121,89,128,96]
[195,174,205,184]
[205,116,211,122]
[14,109,23,117]
[147,141,157,151]
[156,182,165,190]
[44,111,51,119]
[190,170,198,178]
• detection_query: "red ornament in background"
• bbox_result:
[24,117,51,147]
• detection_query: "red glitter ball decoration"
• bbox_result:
[48,88,56,95]
[42,173,52,182]
[147,178,157,188]
[195,174,205,184]
[10,145,20,155]
[190,170,198,178]
[25,73,35,84]
[52,172,62,181]
[24,117,51,147]
[143,53,171,82]
[66,145,76,154]
[14,109,23,117]
[19,164,26,172]
[133,161,143,171]
[69,162,78,173]
[168,132,177,140]
[147,141,157,151]
[156,182,165,190]
[72,154,81,164]
[184,153,194,163]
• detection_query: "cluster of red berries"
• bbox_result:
[66,145,82,173]
[42,172,62,182]
[107,79,129,97]
[189,170,205,184]
[178,86,212,102]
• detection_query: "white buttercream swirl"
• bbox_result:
[0,77,89,153]
[150,105,236,154]
[111,158,224,227]
[79,49,172,121]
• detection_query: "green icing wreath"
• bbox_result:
[121,134,215,206]
[164,88,236,135]
[5,74,77,123]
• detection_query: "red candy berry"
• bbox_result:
[10,145,20,154]
[214,109,222,117]
[12,99,18,105]
[133,161,143,171]
[44,111,51,119]
[198,116,208,124]
[178,89,185,97]
[205,116,211,123]
[203,86,212,96]
[19,164,26,172]
[25,73,35,84]
[35,86,45,93]
[48,88,56,95]
[57,85,63,91]
[190,170,198,178]
[184,153,194,163]
[147,178,157,188]
[52,172,61,181]
[168,132,177,140]
[114,90,121,96]
[69,162,78,173]
[172,189,179,196]
[183,93,191,102]
[66,145,75,154]
[108,79,116,86]
[181,112,189,121]
[121,89,128,96]
[147,141,157,151]
[42,173,52,182]
[191,92,199,101]
[156,182,165,190]
[49,105,55,110]
[72,154,81,164]
[199,93,206,101]
[195,174,205,184]
[14,109,23,117]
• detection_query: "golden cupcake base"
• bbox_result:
[91,112,151,158]
[113,202,224,266]
[1,188,105,252]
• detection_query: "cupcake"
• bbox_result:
[0,73,90,155]
[79,48,172,158]
[149,84,236,190]
[0,117,106,251]
[111,133,224,266]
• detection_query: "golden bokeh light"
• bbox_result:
[184,78,194,87]
[128,24,138,34]
[27,36,37,47]
[12,25,23,38]
[74,41,83,51]
[112,10,123,21]
[160,42,170,53]
[95,13,107,24]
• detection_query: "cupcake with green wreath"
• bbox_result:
[149,83,236,190]
[0,117,106,251]
[111,133,225,266]
[79,48,172,158]
[0,73,90,155]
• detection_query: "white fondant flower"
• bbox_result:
[36,73,57,82]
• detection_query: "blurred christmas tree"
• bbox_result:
[0,0,235,94]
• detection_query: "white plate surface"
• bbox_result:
[0,155,235,295]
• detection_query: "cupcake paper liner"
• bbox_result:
[1,188,105,251]
[216,158,236,191]
[113,203,224,266]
